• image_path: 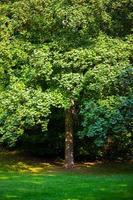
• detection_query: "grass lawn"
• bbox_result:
[0,151,133,200]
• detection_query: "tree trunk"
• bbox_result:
[64,107,74,168]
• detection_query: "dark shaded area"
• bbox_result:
[14,108,65,159]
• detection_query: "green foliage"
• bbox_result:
[0,80,51,145]
[79,34,133,158]
[80,96,133,141]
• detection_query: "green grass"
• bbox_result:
[0,151,133,200]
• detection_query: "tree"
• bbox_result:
[0,0,133,166]
[0,0,103,167]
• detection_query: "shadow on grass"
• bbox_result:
[0,151,133,175]
[0,151,57,173]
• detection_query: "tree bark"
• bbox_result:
[64,107,74,168]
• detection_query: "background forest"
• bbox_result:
[0,0,133,167]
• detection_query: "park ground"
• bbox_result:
[0,151,133,200]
